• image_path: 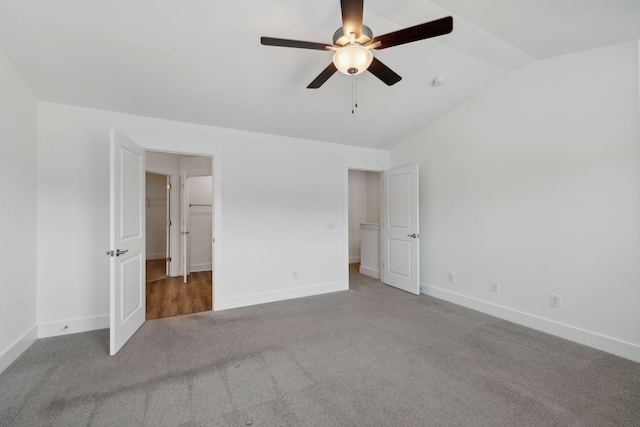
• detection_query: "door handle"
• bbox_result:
[407,234,418,238]
[115,249,128,256]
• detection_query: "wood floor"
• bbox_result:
[146,259,167,283]
[349,262,360,275]
[146,264,212,320]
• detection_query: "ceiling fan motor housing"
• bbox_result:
[333,25,373,46]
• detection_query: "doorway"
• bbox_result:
[344,165,421,294]
[145,151,214,320]
[348,170,382,282]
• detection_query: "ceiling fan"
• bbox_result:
[260,0,453,89]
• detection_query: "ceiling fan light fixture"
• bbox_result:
[332,45,373,76]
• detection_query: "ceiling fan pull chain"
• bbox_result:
[355,75,358,109]
[352,73,355,114]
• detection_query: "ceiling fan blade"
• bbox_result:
[261,37,331,51]
[371,16,453,50]
[340,0,364,39]
[307,63,338,89]
[367,57,402,86]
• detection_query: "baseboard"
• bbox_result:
[146,253,166,260]
[216,281,347,311]
[190,263,212,272]
[359,266,380,279]
[38,315,109,339]
[0,325,38,374]
[421,284,640,363]
[349,256,361,264]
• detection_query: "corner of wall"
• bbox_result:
[37,315,109,339]
[0,45,39,374]
[0,326,38,374]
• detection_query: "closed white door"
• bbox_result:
[381,165,419,295]
[109,130,146,355]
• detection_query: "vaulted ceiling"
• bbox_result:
[1,0,639,149]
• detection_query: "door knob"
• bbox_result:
[115,249,128,256]
[407,234,418,238]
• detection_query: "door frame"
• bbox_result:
[144,149,221,310]
[342,161,388,288]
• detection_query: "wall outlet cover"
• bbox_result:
[491,280,500,293]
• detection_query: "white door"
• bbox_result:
[182,173,190,283]
[109,130,146,355]
[381,165,419,295]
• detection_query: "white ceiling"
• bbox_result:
[1,0,639,150]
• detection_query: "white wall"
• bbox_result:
[391,40,640,361]
[145,173,167,260]
[366,172,381,224]
[36,102,389,335]
[0,47,38,372]
[181,156,212,176]
[348,170,381,263]
[146,151,180,175]
[188,175,212,271]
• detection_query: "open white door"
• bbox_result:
[381,165,419,295]
[181,173,190,283]
[109,130,146,355]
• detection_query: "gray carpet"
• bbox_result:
[2,270,640,426]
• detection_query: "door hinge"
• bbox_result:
[166,257,172,262]
[168,220,172,226]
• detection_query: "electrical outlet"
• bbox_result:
[550,294,561,308]
[292,270,298,279]
[447,272,455,283]
[491,280,500,293]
